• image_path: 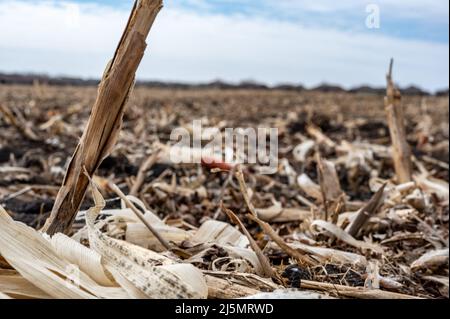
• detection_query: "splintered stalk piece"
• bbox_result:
[384,59,412,184]
[346,183,386,237]
[316,153,343,220]
[42,0,163,235]
[235,167,258,217]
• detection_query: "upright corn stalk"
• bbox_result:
[42,0,163,235]
[384,59,412,184]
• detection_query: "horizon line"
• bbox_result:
[1,71,448,95]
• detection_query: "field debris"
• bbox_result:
[1,82,447,299]
[41,0,163,236]
[0,2,448,300]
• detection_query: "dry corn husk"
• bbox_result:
[152,182,208,199]
[292,140,315,162]
[186,243,257,271]
[311,220,384,254]
[411,249,449,271]
[0,181,208,299]
[0,292,12,299]
[0,205,128,299]
[274,242,368,267]
[415,175,449,202]
[422,276,449,297]
[187,220,262,273]
[297,174,322,201]
[50,233,114,286]
[125,223,190,251]
[0,273,51,299]
[157,143,239,168]
[256,202,312,223]
[221,245,264,273]
[111,195,192,250]
[191,220,249,248]
[75,198,192,252]
[84,179,208,299]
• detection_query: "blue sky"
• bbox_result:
[0,0,448,90]
[71,0,450,43]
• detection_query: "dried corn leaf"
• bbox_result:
[415,175,449,202]
[0,205,128,299]
[191,220,249,248]
[256,202,312,223]
[292,140,315,162]
[270,242,367,267]
[0,273,51,299]
[50,233,114,286]
[422,276,449,297]
[0,292,12,299]
[297,174,322,201]
[411,249,449,271]
[125,223,190,251]
[84,179,208,299]
[221,245,262,273]
[311,220,384,254]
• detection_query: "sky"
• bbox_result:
[0,0,448,91]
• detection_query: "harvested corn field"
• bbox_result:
[0,0,448,301]
[1,84,448,299]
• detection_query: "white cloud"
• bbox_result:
[171,0,449,25]
[268,0,449,18]
[0,0,448,91]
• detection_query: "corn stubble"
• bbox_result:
[0,1,449,300]
[42,0,163,235]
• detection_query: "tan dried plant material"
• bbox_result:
[316,154,343,203]
[204,275,260,299]
[384,59,412,184]
[266,242,368,267]
[0,103,38,141]
[0,178,209,299]
[84,178,208,299]
[0,273,51,299]
[256,202,312,223]
[311,220,384,254]
[297,173,323,201]
[221,205,276,279]
[300,280,422,299]
[0,205,129,299]
[248,214,317,266]
[42,0,164,235]
[346,184,386,237]
[0,16,448,300]
[191,220,249,248]
[410,249,449,271]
